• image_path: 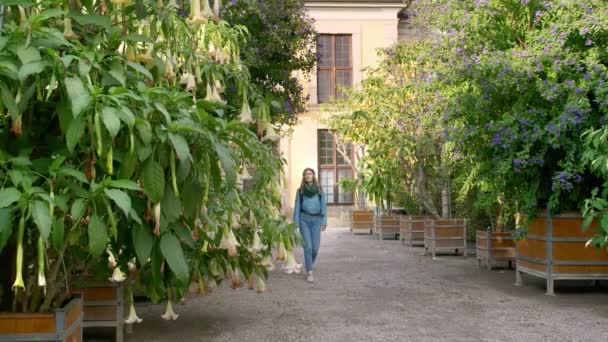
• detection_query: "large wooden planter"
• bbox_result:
[0,296,83,342]
[515,212,608,295]
[476,230,515,270]
[401,215,431,247]
[350,209,374,235]
[71,282,124,342]
[375,215,400,240]
[424,219,467,257]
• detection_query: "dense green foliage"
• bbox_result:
[223,0,317,125]
[0,0,302,314]
[330,0,608,242]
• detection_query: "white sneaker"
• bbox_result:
[307,272,314,283]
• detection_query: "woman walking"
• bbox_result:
[293,168,327,283]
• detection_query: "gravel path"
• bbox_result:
[126,228,608,342]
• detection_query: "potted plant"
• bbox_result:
[0,0,301,338]
[419,0,608,292]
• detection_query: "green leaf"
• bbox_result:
[0,84,19,116]
[161,185,181,224]
[118,152,137,179]
[58,167,88,183]
[107,179,140,191]
[18,61,45,82]
[70,198,86,222]
[135,120,152,145]
[168,133,191,161]
[132,224,153,266]
[88,215,108,257]
[101,107,121,138]
[52,217,65,251]
[69,12,111,30]
[0,208,13,252]
[126,61,153,81]
[0,188,21,208]
[115,108,135,128]
[171,222,195,248]
[16,46,41,64]
[108,69,126,87]
[154,103,171,123]
[104,188,131,217]
[141,158,165,203]
[64,77,91,117]
[214,143,237,187]
[160,233,189,281]
[32,200,52,240]
[66,114,86,152]
[78,59,91,78]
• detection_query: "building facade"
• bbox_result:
[280,0,407,226]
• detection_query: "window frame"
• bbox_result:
[316,34,353,103]
[317,129,355,205]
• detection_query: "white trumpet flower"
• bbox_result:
[207,279,217,290]
[128,258,137,273]
[239,101,253,124]
[215,79,225,93]
[251,230,263,253]
[282,251,302,274]
[179,72,196,91]
[231,267,243,289]
[275,241,287,262]
[107,249,117,269]
[205,83,223,103]
[256,275,266,293]
[125,303,143,324]
[201,0,213,18]
[262,125,280,142]
[109,266,126,282]
[260,255,275,271]
[219,229,240,257]
[37,268,46,292]
[153,203,161,236]
[161,300,179,321]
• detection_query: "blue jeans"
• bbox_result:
[299,213,322,273]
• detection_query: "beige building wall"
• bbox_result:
[281,2,405,226]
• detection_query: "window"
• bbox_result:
[317,34,353,103]
[318,130,354,204]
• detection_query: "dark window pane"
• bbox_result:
[317,69,333,103]
[317,35,333,67]
[335,70,352,99]
[335,36,351,67]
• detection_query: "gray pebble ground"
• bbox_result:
[124,228,608,342]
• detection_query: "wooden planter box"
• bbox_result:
[71,282,124,342]
[350,209,374,235]
[424,219,467,257]
[515,211,608,295]
[375,215,401,240]
[401,215,431,247]
[476,230,515,270]
[0,296,83,342]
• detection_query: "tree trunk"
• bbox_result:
[441,187,449,219]
[414,155,439,218]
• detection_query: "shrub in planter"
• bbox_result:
[0,0,299,325]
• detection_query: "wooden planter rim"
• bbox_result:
[0,296,82,342]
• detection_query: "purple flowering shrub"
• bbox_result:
[409,0,608,228]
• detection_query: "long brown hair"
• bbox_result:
[300,168,321,192]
